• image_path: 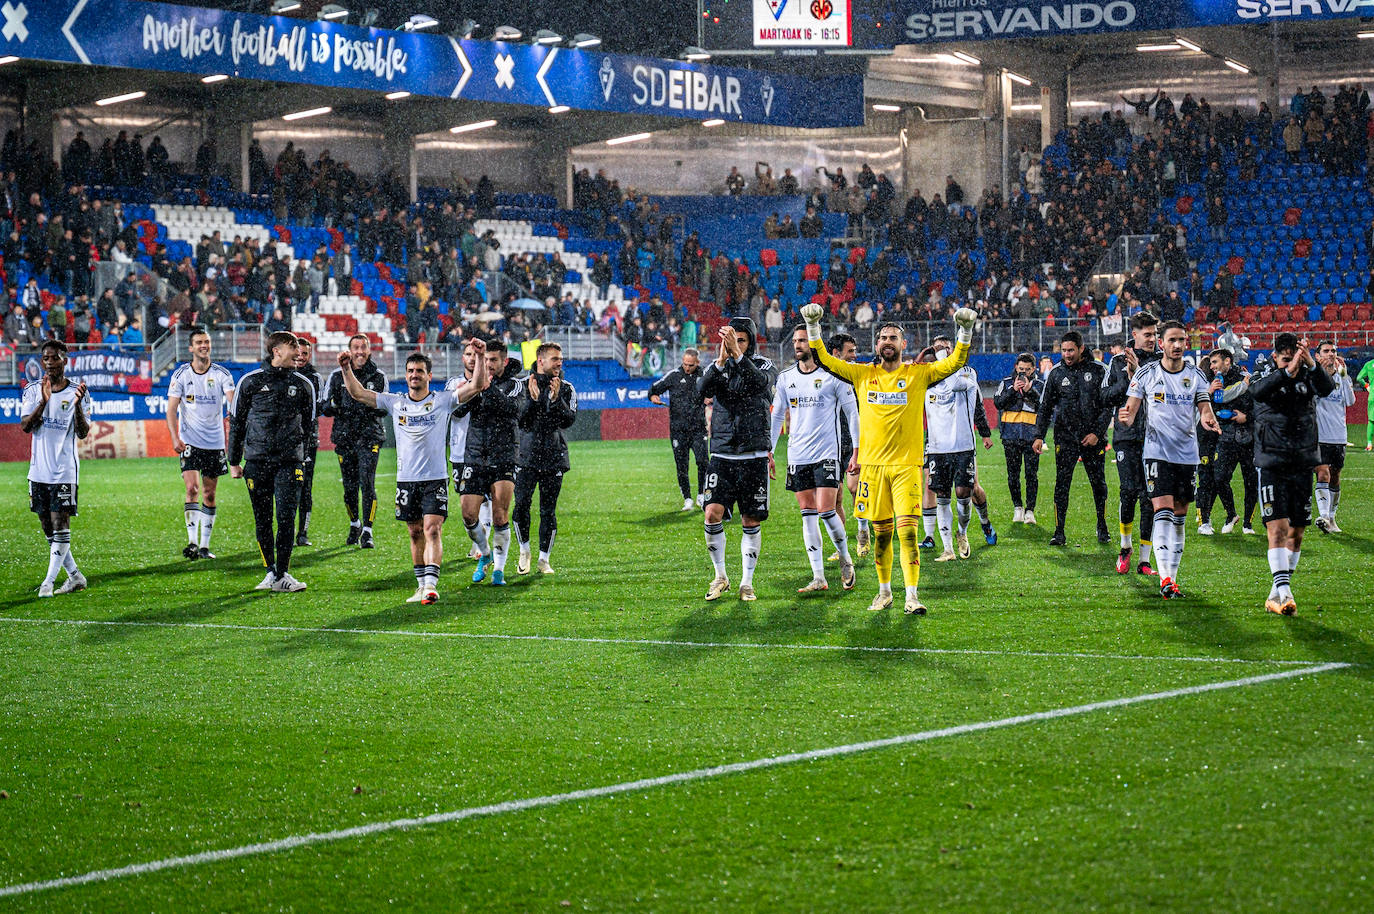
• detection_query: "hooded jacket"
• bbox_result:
[1035,352,1112,444]
[1101,346,1161,444]
[228,361,316,465]
[454,355,524,467]
[699,317,776,457]
[322,357,387,448]
[1213,364,1254,445]
[1248,360,1334,469]
[516,372,579,472]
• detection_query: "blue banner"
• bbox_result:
[12,348,154,393]
[0,0,861,127]
[900,0,1374,43]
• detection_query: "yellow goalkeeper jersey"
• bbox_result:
[811,339,970,467]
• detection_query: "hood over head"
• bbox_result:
[727,317,758,359]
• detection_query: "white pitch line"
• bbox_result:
[0,616,1326,666]
[0,661,1347,899]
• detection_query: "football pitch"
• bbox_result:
[1,436,1371,912]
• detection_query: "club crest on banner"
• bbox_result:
[598,57,615,100]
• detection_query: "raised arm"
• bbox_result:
[72,384,90,440]
[335,352,379,409]
[19,380,49,435]
[925,308,978,385]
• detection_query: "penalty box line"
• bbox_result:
[0,616,1331,667]
[0,661,1349,900]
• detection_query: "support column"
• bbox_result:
[384,131,417,204]
[981,70,1010,201]
[20,84,62,168]
[1041,79,1067,150]
[207,117,249,190]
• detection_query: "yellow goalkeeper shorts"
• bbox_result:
[855,464,924,521]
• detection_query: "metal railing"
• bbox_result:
[152,325,266,378]
[867,318,1127,355]
[346,326,620,379]
[92,260,163,339]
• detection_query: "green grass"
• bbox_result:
[1,435,1371,911]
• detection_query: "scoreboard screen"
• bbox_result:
[753,0,853,47]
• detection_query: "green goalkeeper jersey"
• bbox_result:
[1357,359,1374,391]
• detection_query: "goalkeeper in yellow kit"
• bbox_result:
[801,302,978,615]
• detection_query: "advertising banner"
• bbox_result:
[900,0,1374,44]
[12,349,154,393]
[0,0,863,127]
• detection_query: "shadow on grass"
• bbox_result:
[1278,616,1374,679]
[632,510,696,529]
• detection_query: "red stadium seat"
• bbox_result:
[759,249,778,268]
[1257,307,1275,323]
[1356,305,1372,322]
[1241,306,1259,322]
[848,246,866,265]
[1339,305,1357,322]
[1322,305,1340,322]
[802,263,821,281]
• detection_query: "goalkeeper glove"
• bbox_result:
[800,303,824,343]
[953,307,977,346]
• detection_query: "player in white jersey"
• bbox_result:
[1313,341,1356,534]
[166,327,237,560]
[769,325,859,593]
[924,335,997,561]
[21,340,92,596]
[445,339,491,560]
[1119,321,1221,599]
[338,343,487,604]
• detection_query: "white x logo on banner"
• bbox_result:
[1,2,29,43]
[494,53,515,90]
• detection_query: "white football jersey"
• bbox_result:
[377,389,459,483]
[23,380,91,484]
[444,374,474,462]
[1127,361,1209,464]
[168,363,236,450]
[770,363,859,465]
[924,367,981,455]
[1316,371,1355,445]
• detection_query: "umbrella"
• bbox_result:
[509,298,547,311]
[475,310,503,322]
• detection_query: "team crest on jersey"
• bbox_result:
[288,386,297,396]
[424,402,433,412]
[897,379,906,390]
[814,378,823,389]
[207,378,216,387]
[1181,377,1192,388]
[60,400,71,410]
